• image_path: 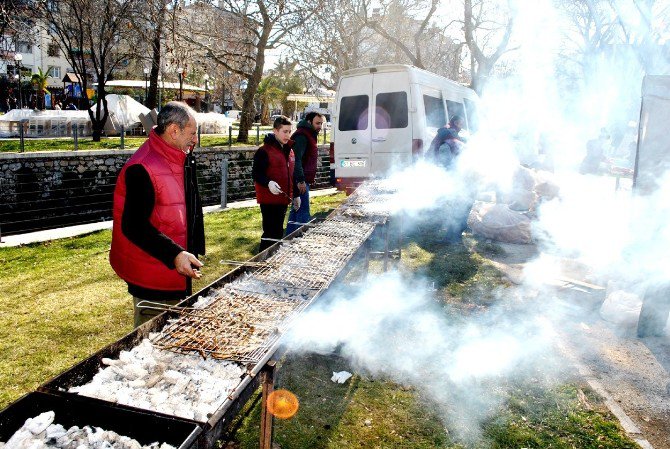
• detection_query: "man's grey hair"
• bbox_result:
[155,101,196,135]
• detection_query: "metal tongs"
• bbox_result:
[276,186,292,201]
[136,300,218,317]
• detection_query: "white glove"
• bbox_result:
[268,180,282,195]
[292,196,301,211]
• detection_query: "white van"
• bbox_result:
[331,64,479,191]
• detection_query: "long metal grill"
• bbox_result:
[151,182,395,363]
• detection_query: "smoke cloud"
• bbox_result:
[286,0,670,441]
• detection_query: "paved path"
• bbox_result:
[0,188,338,248]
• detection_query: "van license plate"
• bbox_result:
[341,160,366,168]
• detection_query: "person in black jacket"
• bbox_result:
[285,111,324,235]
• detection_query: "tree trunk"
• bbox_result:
[147,15,163,110]
[237,19,271,142]
[89,79,109,142]
[237,79,258,143]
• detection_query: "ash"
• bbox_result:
[69,339,244,421]
[0,411,175,449]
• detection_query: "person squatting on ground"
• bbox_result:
[110,101,205,328]
[425,114,472,243]
[426,114,466,166]
[285,111,325,235]
[252,115,298,252]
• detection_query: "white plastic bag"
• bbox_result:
[599,290,642,327]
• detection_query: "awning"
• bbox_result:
[286,93,335,103]
[62,72,82,83]
[106,79,206,92]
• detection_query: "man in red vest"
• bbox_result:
[252,115,296,252]
[110,102,205,327]
[285,111,325,235]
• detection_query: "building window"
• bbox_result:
[47,43,60,57]
[48,66,61,78]
[18,41,32,54]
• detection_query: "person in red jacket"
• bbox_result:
[285,111,325,235]
[252,115,296,252]
[110,101,205,327]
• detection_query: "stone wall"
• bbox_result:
[0,146,332,235]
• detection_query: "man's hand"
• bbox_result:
[268,180,282,195]
[297,181,307,195]
[292,196,301,211]
[174,251,203,279]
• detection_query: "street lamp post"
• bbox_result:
[221,71,228,113]
[143,67,150,105]
[177,67,184,101]
[14,53,23,109]
[203,73,209,113]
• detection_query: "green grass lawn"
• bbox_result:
[0,197,640,448]
[0,131,332,153]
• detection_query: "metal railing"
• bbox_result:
[0,150,333,238]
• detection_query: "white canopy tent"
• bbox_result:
[90,94,150,134]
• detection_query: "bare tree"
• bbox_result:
[128,0,171,109]
[35,0,139,141]
[174,0,314,142]
[287,0,372,90]
[556,0,670,83]
[290,0,464,88]
[462,0,516,94]
[361,0,442,69]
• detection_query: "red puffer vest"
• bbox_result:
[291,124,319,184]
[110,130,188,291]
[255,136,295,205]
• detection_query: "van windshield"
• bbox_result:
[375,92,408,129]
[339,95,369,131]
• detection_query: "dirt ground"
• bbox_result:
[481,241,670,449]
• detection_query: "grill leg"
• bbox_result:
[259,361,276,449]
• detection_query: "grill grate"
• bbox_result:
[152,286,310,363]
[150,184,389,364]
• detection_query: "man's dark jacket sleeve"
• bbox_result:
[292,134,308,183]
[121,164,184,269]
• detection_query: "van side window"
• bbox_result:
[338,95,369,131]
[375,92,408,129]
[464,98,479,132]
[423,95,446,128]
[446,100,466,130]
